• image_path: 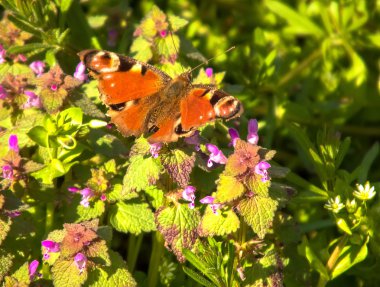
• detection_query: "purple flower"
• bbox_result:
[206,144,227,167]
[150,142,163,158]
[9,134,19,152]
[228,128,240,147]
[28,260,39,280]
[50,84,58,91]
[247,119,259,145]
[2,164,13,179]
[23,91,42,109]
[100,194,106,201]
[68,186,80,193]
[29,61,45,76]
[42,240,60,260]
[79,188,94,207]
[107,29,118,47]
[182,186,196,209]
[68,187,94,207]
[5,210,21,217]
[159,30,168,38]
[0,85,7,99]
[184,131,200,151]
[254,161,271,182]
[0,44,6,64]
[205,67,213,78]
[200,196,222,215]
[73,62,88,82]
[74,252,87,274]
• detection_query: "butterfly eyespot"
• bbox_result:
[148,125,159,133]
[109,103,126,111]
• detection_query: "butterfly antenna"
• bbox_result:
[188,46,236,74]
[169,31,185,74]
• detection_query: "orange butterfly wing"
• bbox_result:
[79,50,171,104]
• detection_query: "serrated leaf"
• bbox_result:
[161,148,195,187]
[52,258,88,287]
[7,43,52,54]
[76,200,105,222]
[11,261,30,285]
[86,250,136,287]
[156,204,200,262]
[238,196,278,238]
[123,155,161,193]
[245,174,271,197]
[107,183,138,202]
[0,249,13,282]
[144,186,164,209]
[40,88,68,113]
[216,174,246,203]
[109,201,156,234]
[0,216,12,245]
[199,207,240,237]
[23,160,44,173]
[86,240,110,266]
[130,37,153,62]
[97,226,113,243]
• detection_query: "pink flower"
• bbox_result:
[159,30,167,38]
[28,260,39,280]
[206,144,227,167]
[17,54,27,62]
[4,210,21,217]
[42,240,60,260]
[254,161,271,182]
[200,196,221,215]
[100,194,106,201]
[23,91,42,109]
[205,67,213,78]
[182,186,196,209]
[74,252,87,274]
[247,119,259,145]
[2,164,13,179]
[149,143,163,158]
[73,62,88,82]
[9,134,19,152]
[0,44,6,64]
[184,131,200,151]
[228,128,240,147]
[0,85,7,99]
[68,187,94,207]
[29,61,45,76]
[50,84,58,91]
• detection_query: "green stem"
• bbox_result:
[317,235,348,287]
[127,234,144,273]
[45,202,55,235]
[277,49,322,88]
[147,232,164,287]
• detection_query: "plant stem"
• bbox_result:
[127,234,144,273]
[147,232,164,287]
[45,202,55,235]
[317,235,348,287]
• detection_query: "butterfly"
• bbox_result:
[78,49,243,143]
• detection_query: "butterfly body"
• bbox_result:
[79,49,243,143]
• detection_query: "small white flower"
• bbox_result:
[353,182,376,201]
[324,196,345,214]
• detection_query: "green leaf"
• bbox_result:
[0,249,13,282]
[86,250,137,287]
[0,216,12,245]
[27,126,49,147]
[198,207,240,237]
[182,266,217,287]
[40,88,68,113]
[56,107,83,127]
[109,201,156,234]
[7,43,52,54]
[31,159,77,184]
[245,174,271,197]
[351,142,379,183]
[156,204,200,262]
[11,261,29,285]
[266,1,324,37]
[168,15,188,31]
[215,174,245,203]
[130,37,153,62]
[123,155,161,193]
[76,200,105,222]
[331,239,368,279]
[297,236,329,279]
[160,148,195,187]
[238,195,278,238]
[107,184,138,202]
[52,258,88,287]
[144,186,165,209]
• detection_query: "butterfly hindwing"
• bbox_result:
[180,85,243,132]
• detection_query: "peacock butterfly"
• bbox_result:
[78,49,243,143]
